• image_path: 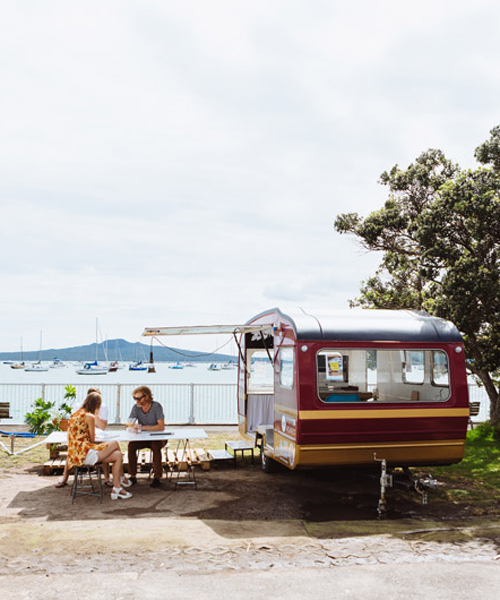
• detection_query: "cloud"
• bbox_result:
[0,1,499,350]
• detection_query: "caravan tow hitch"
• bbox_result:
[373,456,438,517]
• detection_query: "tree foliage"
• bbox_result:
[334,127,500,426]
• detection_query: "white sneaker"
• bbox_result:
[121,476,133,488]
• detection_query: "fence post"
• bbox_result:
[189,383,195,425]
[115,384,121,424]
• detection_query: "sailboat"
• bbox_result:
[108,339,124,372]
[49,357,66,368]
[10,337,25,369]
[24,332,49,371]
[77,360,108,375]
[76,319,108,375]
[128,342,148,370]
[169,361,184,369]
[129,360,147,371]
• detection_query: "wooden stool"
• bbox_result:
[71,463,103,504]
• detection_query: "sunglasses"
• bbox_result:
[133,394,145,402]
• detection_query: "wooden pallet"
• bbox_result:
[166,447,212,471]
[194,447,211,471]
[46,443,67,459]
[43,454,68,475]
[43,447,212,475]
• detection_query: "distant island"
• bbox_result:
[0,338,237,363]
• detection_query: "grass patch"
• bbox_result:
[0,443,48,471]
[426,424,500,503]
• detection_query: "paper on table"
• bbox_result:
[96,430,119,440]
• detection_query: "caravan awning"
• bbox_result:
[142,324,275,337]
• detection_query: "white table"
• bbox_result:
[44,428,208,488]
[44,428,208,445]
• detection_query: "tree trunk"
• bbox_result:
[476,370,500,427]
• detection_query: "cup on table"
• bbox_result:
[127,418,137,432]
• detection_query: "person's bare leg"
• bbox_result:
[100,461,112,486]
[97,441,120,462]
[55,458,69,487]
[110,451,123,487]
[97,446,123,488]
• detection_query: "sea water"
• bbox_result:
[0,362,238,386]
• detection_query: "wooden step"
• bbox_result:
[207,449,234,462]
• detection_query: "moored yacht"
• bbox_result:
[24,362,49,372]
[76,360,108,375]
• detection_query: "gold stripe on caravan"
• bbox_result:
[274,404,298,418]
[299,408,469,420]
[299,438,465,452]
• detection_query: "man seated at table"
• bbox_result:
[127,386,166,488]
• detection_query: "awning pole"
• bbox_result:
[262,332,274,365]
[233,332,246,366]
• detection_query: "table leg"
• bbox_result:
[172,438,197,489]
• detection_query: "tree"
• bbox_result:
[334,127,500,427]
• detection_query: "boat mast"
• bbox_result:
[95,318,99,363]
[38,331,43,363]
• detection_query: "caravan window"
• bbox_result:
[279,347,294,389]
[432,350,450,387]
[317,348,450,403]
[247,349,274,393]
[402,351,425,384]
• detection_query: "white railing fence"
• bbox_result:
[0,382,492,426]
[0,383,239,425]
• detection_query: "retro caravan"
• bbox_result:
[143,307,470,472]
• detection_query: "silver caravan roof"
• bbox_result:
[247,308,463,343]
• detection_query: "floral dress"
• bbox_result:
[67,407,107,468]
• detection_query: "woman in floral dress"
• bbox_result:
[68,391,132,500]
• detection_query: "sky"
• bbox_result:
[1,0,500,354]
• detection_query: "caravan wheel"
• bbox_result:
[261,450,277,473]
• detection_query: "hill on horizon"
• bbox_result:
[0,338,236,363]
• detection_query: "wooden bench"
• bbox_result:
[469,401,481,429]
[1,402,39,454]
[0,402,10,420]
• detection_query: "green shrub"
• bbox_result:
[24,385,77,435]
[24,398,58,435]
